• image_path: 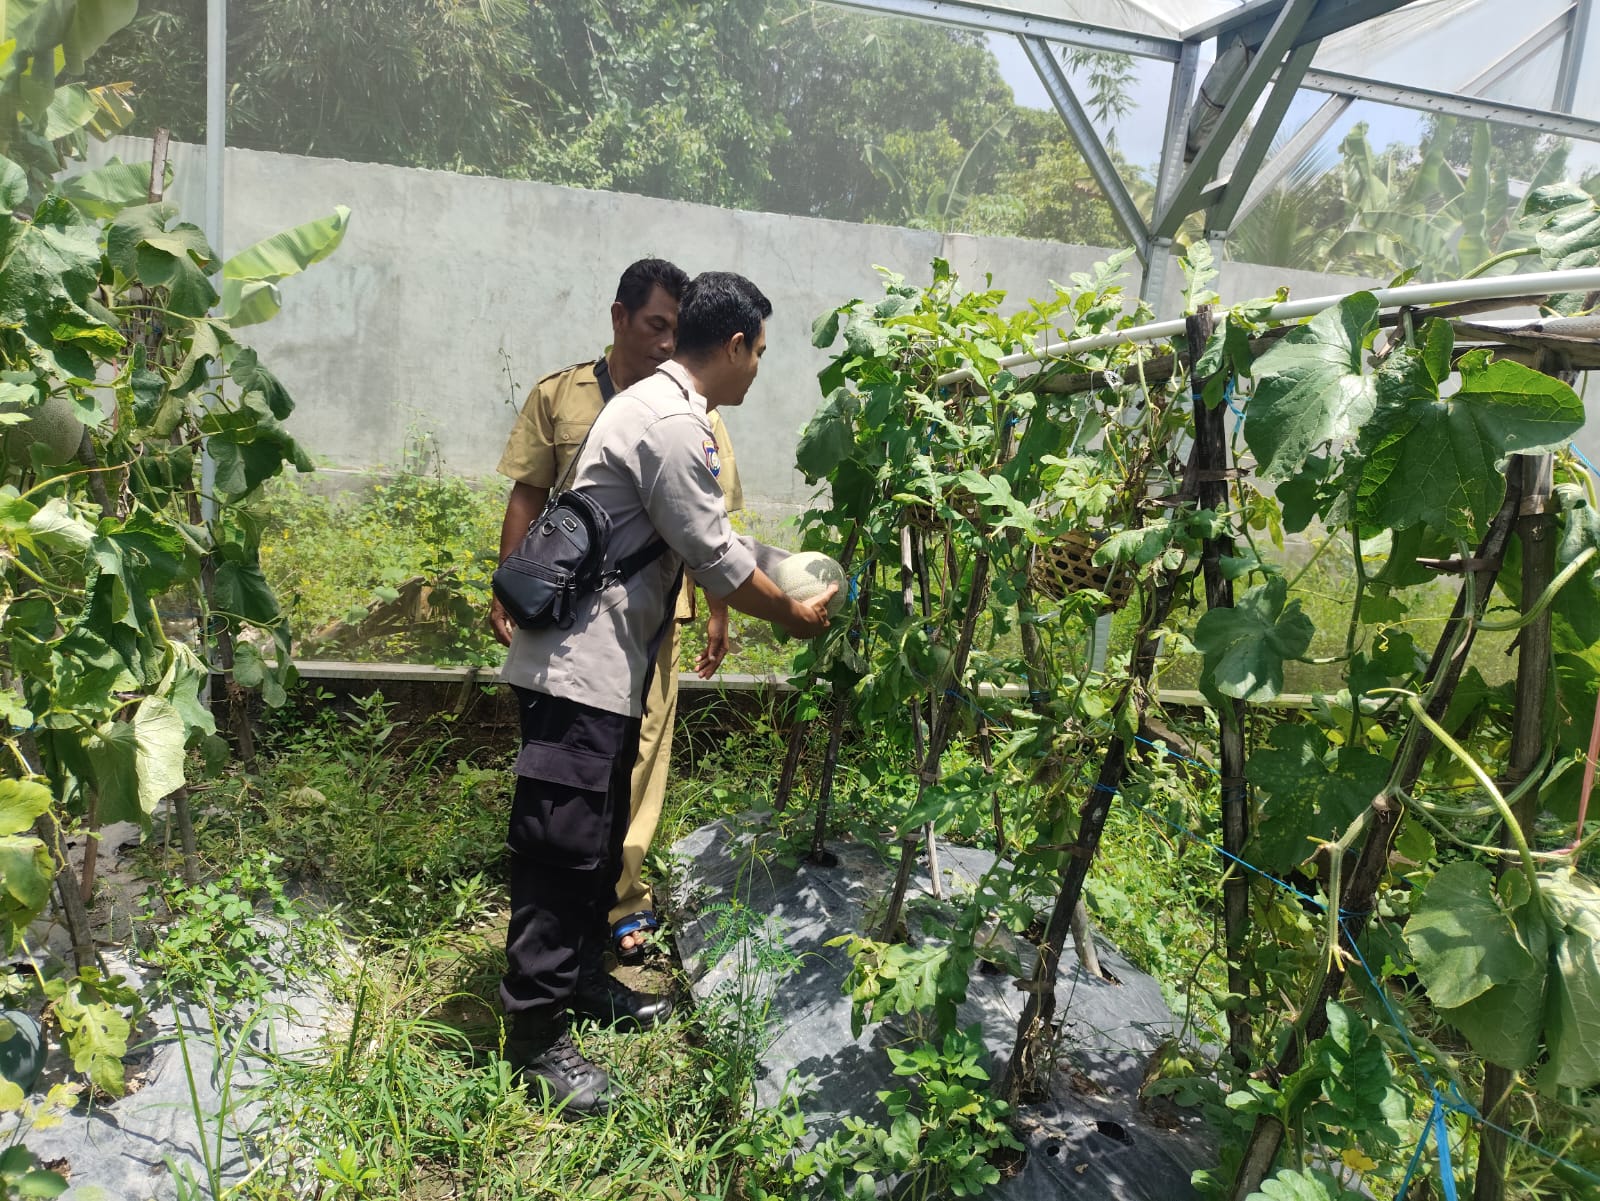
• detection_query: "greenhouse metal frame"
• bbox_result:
[825,0,1600,303]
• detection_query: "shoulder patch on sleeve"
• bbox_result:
[701,436,722,478]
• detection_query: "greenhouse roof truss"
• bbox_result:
[829,0,1600,302]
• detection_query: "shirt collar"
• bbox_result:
[657,358,708,415]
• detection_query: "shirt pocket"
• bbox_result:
[552,419,592,482]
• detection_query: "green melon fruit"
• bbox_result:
[0,1010,45,1093]
[1,393,84,467]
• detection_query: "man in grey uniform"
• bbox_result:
[499,272,835,1112]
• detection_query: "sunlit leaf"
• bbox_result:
[1357,347,1584,538]
[1194,577,1314,704]
[1244,294,1379,480]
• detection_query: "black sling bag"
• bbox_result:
[491,364,668,631]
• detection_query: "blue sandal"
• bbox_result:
[612,911,659,964]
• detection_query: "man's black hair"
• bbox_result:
[675,272,772,356]
[615,258,690,313]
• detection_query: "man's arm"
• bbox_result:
[723,567,835,638]
[489,481,550,646]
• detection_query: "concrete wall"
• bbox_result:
[94,138,1378,514]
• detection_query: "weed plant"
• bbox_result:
[155,690,830,1198]
[237,692,511,936]
[138,850,330,1009]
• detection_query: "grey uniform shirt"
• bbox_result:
[502,359,783,717]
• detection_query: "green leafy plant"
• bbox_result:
[795,238,1600,1201]
[0,1077,80,1199]
[815,1025,1022,1199]
[0,6,349,1111]
[138,849,320,1008]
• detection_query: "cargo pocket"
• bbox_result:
[512,740,616,869]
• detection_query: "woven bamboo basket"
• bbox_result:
[1029,530,1135,611]
[905,486,984,530]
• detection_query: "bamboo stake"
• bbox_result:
[808,697,850,864]
[904,524,943,900]
[1229,474,1525,1201]
[1186,308,1253,1069]
[1474,381,1562,1200]
[808,568,872,862]
[998,557,1185,1103]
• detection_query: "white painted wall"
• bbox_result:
[94,138,1388,514]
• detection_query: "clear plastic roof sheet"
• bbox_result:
[974,0,1595,123]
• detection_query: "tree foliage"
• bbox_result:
[99,0,1135,242]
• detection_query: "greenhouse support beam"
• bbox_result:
[1152,0,1319,241]
[821,0,1180,60]
[1466,8,1576,97]
[1556,0,1593,114]
[1019,36,1150,259]
[1183,0,1418,48]
[205,0,225,259]
[1207,40,1320,234]
[1153,42,1202,218]
[1141,42,1201,306]
[1301,69,1600,143]
[940,266,1600,382]
[1229,95,1350,232]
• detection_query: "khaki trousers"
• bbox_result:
[608,620,678,927]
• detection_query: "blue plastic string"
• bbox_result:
[1395,1093,1440,1201]
[1570,440,1600,481]
[1222,376,1245,420]
[1133,732,1218,775]
[1433,1095,1460,1201]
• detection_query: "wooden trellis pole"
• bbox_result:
[1185,307,1253,1069]
[998,540,1188,1103]
[807,566,873,863]
[1473,354,1567,1201]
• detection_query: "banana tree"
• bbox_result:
[1328,119,1565,281]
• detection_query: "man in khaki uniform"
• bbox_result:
[491,258,741,961]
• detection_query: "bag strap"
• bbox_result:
[609,366,694,580]
[608,536,670,586]
[550,364,693,583]
[544,356,618,507]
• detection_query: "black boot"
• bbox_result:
[571,964,674,1031]
[507,1013,613,1114]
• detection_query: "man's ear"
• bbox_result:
[610,300,627,329]
[726,331,747,359]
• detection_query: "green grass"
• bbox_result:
[258,467,504,666]
[258,465,808,677]
[145,689,818,1200]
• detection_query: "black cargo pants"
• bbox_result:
[500,686,641,1018]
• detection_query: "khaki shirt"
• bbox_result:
[498,356,744,619]
[501,361,783,717]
